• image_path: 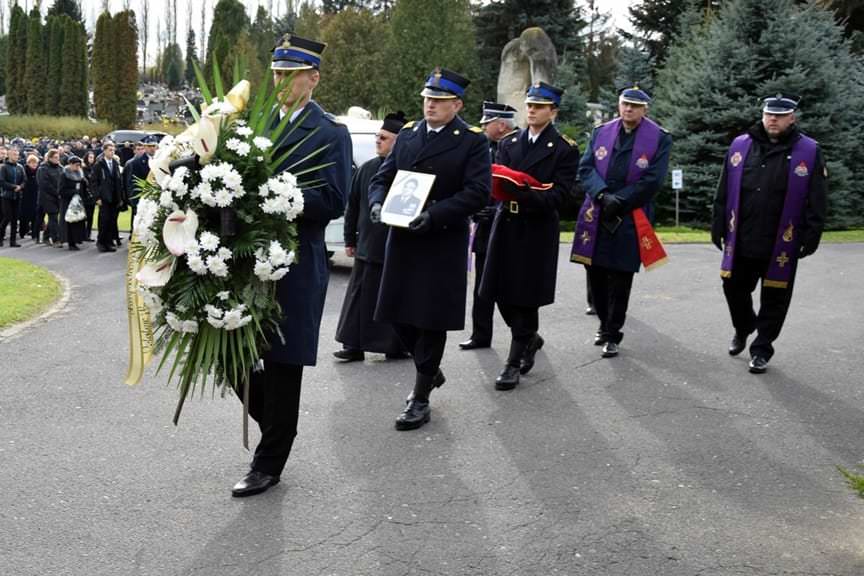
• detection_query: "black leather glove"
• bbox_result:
[369,202,382,224]
[408,211,433,234]
[600,193,623,219]
[473,206,496,223]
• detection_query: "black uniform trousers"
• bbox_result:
[470,250,495,344]
[587,265,634,344]
[84,204,96,240]
[97,202,118,248]
[722,255,795,360]
[0,198,19,243]
[244,361,304,477]
[497,303,539,342]
[394,324,446,376]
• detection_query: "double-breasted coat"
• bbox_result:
[266,101,353,366]
[480,123,580,307]
[578,121,672,273]
[369,116,491,331]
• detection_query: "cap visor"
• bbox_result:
[619,97,649,106]
[763,107,794,115]
[271,60,314,71]
[421,87,458,99]
[524,97,556,105]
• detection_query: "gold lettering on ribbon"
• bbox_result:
[776,251,790,268]
[729,210,736,233]
[585,203,595,223]
[782,222,794,242]
[125,237,155,386]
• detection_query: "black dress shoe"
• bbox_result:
[748,355,769,374]
[495,365,521,390]
[385,351,412,360]
[68,244,80,251]
[231,470,279,497]
[9,242,21,247]
[458,338,491,350]
[728,333,747,356]
[519,334,544,375]
[594,332,606,346]
[601,342,619,358]
[333,348,364,362]
[395,398,430,430]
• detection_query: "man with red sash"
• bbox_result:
[570,86,671,358]
[712,94,826,374]
[480,82,580,389]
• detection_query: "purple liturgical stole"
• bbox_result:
[721,133,818,289]
[570,118,662,265]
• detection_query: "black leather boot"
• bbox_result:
[520,333,545,375]
[395,371,444,430]
[496,339,528,390]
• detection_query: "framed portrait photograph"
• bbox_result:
[381,170,436,228]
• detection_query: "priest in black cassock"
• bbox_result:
[334,112,411,362]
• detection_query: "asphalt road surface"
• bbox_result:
[1,240,863,576]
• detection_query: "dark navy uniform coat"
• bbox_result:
[265,100,352,366]
[578,121,672,273]
[480,123,580,307]
[369,116,491,331]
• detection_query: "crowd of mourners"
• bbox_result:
[0,135,157,252]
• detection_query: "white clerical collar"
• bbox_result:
[426,124,445,134]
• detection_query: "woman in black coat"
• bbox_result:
[20,154,41,241]
[58,157,90,251]
[36,150,64,246]
[81,150,97,241]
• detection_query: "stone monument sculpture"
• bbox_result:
[497,27,558,126]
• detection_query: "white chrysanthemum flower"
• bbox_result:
[159,189,174,207]
[234,142,251,157]
[133,198,160,242]
[166,311,199,334]
[254,260,273,281]
[223,170,243,191]
[258,183,270,198]
[253,137,272,150]
[256,156,264,162]
[183,239,200,255]
[270,268,289,281]
[214,188,233,207]
[225,138,243,152]
[235,125,253,137]
[206,255,229,277]
[269,241,289,267]
[217,247,233,260]
[138,287,164,317]
[199,231,220,252]
[187,253,208,275]
[217,291,230,301]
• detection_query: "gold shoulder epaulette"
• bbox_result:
[469,125,483,134]
[401,121,416,130]
[561,134,577,147]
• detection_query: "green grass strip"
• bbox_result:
[0,257,62,330]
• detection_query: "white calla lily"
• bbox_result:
[136,255,176,288]
[150,143,178,189]
[162,209,200,257]
[225,80,251,114]
[192,114,221,164]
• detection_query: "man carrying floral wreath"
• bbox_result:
[230,34,352,497]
